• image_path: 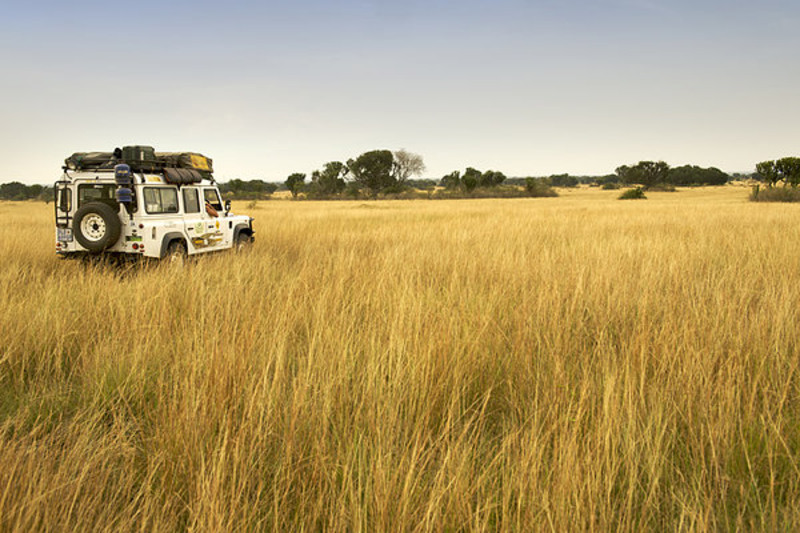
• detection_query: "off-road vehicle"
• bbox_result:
[54,146,254,261]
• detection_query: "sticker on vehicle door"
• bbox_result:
[191,230,223,249]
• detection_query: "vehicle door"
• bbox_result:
[189,187,229,251]
[180,187,210,254]
[142,185,182,250]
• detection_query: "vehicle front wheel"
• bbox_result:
[235,232,253,252]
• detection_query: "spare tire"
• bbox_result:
[73,202,122,252]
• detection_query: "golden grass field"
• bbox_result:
[1,186,799,531]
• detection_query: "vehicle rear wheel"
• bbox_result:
[166,240,187,265]
[72,202,122,252]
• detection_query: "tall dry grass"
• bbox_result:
[1,187,799,531]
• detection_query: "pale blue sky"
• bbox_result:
[1,0,798,183]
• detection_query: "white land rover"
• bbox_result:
[54,152,254,261]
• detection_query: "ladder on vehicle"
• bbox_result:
[54,179,72,228]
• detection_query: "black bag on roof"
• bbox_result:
[65,152,116,170]
[122,145,159,172]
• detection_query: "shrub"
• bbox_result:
[601,182,620,190]
[525,178,558,198]
[429,185,534,200]
[345,183,362,198]
[549,174,579,188]
[647,183,677,192]
[619,187,647,200]
[381,182,408,195]
[750,185,800,202]
[597,174,620,187]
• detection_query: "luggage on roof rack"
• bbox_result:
[163,167,204,185]
[156,152,213,175]
[64,147,214,176]
[122,145,159,172]
[64,152,116,170]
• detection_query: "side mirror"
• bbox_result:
[224,199,231,214]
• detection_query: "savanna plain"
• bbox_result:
[1,186,799,531]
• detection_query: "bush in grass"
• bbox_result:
[750,185,800,202]
[647,183,677,192]
[601,182,620,190]
[525,178,559,198]
[549,174,579,188]
[619,187,647,200]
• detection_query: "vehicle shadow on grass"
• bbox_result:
[61,253,190,278]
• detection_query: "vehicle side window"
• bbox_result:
[182,188,200,213]
[143,187,179,214]
[203,188,223,211]
[78,184,117,208]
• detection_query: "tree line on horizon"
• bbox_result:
[0,156,789,202]
[277,154,750,200]
[277,150,763,200]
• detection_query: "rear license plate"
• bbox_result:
[57,228,73,242]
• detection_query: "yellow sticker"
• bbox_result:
[215,221,220,229]
[189,154,210,171]
[146,175,163,183]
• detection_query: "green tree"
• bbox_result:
[219,179,278,198]
[461,167,481,192]
[440,171,461,189]
[311,161,348,196]
[479,170,507,187]
[347,150,395,196]
[0,182,29,200]
[549,174,578,188]
[392,150,426,184]
[224,179,244,193]
[617,161,670,189]
[615,165,632,183]
[776,157,800,187]
[597,174,620,186]
[667,165,729,186]
[285,173,306,198]
[461,167,482,192]
[755,160,778,187]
